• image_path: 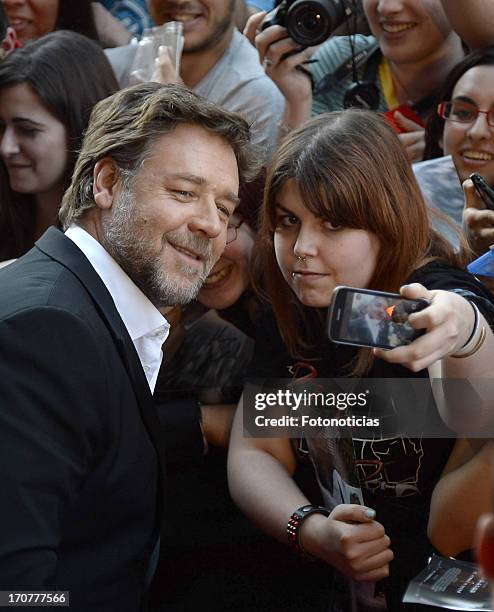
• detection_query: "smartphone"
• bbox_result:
[328,286,429,350]
[470,173,494,212]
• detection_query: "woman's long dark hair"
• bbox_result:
[424,47,494,160]
[0,30,119,260]
[256,110,462,375]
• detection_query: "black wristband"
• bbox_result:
[286,504,330,557]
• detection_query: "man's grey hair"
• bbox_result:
[59,82,257,228]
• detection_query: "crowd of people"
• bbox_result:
[2,0,494,611]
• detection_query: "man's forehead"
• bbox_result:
[137,129,240,194]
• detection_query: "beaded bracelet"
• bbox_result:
[286,504,330,558]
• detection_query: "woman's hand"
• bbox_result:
[374,283,476,372]
[244,11,313,120]
[462,178,494,256]
[300,504,393,581]
[395,112,426,163]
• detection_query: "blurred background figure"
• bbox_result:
[0,30,119,262]
[99,0,153,37]
[247,0,464,162]
[440,0,494,50]
[0,1,17,58]
[424,47,494,257]
[0,0,133,47]
[476,491,494,611]
[106,0,284,159]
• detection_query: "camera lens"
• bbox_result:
[286,0,348,46]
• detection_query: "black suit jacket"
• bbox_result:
[0,228,166,611]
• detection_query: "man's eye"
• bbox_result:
[216,204,231,219]
[173,190,193,199]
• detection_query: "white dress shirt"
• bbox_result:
[65,225,169,393]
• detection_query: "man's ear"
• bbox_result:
[93,158,120,210]
[2,27,17,57]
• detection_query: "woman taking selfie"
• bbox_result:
[228,110,494,610]
[0,30,118,261]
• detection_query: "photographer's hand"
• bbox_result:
[244,12,313,134]
[462,178,494,257]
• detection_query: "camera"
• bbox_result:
[261,0,353,47]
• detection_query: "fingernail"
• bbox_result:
[364,508,376,519]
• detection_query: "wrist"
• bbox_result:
[299,512,329,559]
[452,301,486,358]
[286,504,330,558]
[282,98,312,129]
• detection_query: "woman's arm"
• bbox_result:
[440,0,494,49]
[228,397,394,580]
[428,439,494,556]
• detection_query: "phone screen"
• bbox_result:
[330,289,427,349]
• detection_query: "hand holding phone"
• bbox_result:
[328,286,429,350]
[469,173,494,212]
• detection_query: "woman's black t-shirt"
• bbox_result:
[247,261,494,610]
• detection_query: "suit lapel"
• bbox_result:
[35,228,166,515]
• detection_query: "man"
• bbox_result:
[0,82,252,611]
[0,2,17,59]
[105,0,284,158]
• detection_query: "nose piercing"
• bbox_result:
[296,255,306,262]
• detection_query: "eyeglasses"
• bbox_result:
[437,100,494,128]
[226,214,244,244]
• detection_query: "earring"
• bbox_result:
[296,255,307,262]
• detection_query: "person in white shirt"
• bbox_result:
[0,82,253,611]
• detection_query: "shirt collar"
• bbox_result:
[65,224,169,343]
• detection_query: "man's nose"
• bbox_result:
[187,198,223,239]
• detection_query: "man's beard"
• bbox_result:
[101,187,215,308]
[154,0,235,54]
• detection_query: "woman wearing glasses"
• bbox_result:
[425,47,494,257]
[414,49,494,561]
